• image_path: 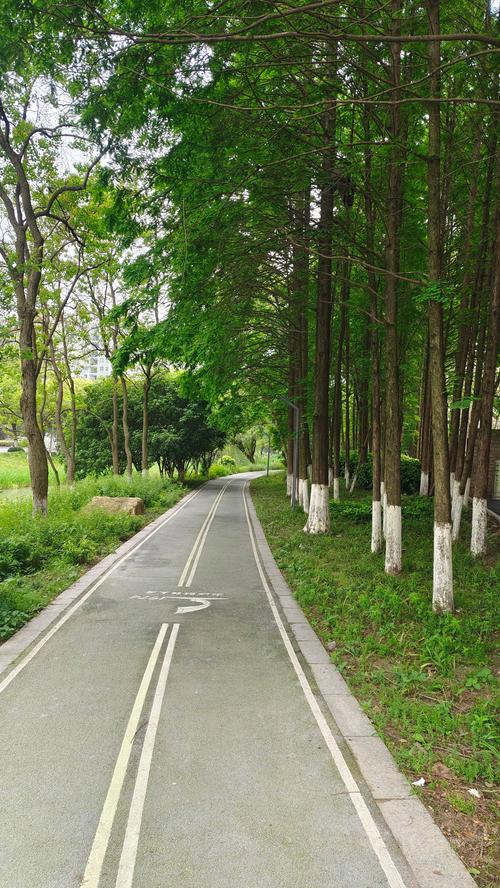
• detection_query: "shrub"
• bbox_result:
[220,455,236,467]
[342,454,421,494]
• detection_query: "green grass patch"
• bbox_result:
[251,473,499,850]
[0,473,185,641]
[0,451,64,490]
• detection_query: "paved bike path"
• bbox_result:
[0,476,416,888]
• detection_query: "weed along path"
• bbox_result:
[0,474,455,888]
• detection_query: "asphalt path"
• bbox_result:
[0,475,416,888]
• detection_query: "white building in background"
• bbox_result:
[80,351,112,380]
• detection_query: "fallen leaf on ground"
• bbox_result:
[432,762,454,780]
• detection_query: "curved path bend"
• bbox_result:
[0,475,417,888]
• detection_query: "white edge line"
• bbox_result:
[177,485,225,586]
[185,482,230,587]
[115,623,180,888]
[81,623,169,888]
[0,486,201,696]
[242,484,407,888]
[178,481,230,587]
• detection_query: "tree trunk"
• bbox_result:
[142,373,151,477]
[427,0,453,612]
[20,316,48,515]
[384,0,403,574]
[344,293,351,489]
[61,317,77,487]
[331,280,347,501]
[448,128,482,495]
[50,341,75,485]
[111,379,120,475]
[452,312,487,540]
[295,187,311,514]
[418,339,431,495]
[121,376,133,480]
[304,88,336,534]
[471,196,500,555]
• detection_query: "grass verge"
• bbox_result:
[0,474,185,642]
[0,450,64,490]
[251,472,499,888]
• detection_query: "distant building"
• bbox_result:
[80,351,112,380]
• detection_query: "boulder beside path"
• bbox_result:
[86,496,145,515]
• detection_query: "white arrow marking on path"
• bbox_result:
[175,597,211,614]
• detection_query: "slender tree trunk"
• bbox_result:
[287,338,297,498]
[61,318,77,486]
[295,188,311,514]
[305,90,336,533]
[384,0,403,574]
[20,310,48,515]
[448,128,482,496]
[50,341,75,485]
[471,196,500,555]
[418,339,431,495]
[344,298,351,489]
[121,376,133,480]
[452,312,487,539]
[142,372,151,477]
[332,280,347,501]
[427,0,453,612]
[111,379,120,475]
[39,358,60,489]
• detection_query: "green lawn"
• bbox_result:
[0,450,64,490]
[251,472,499,888]
[0,474,185,641]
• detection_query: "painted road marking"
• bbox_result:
[243,485,407,888]
[0,485,203,697]
[81,624,170,888]
[178,482,230,587]
[115,624,180,888]
[175,597,211,614]
[129,591,226,613]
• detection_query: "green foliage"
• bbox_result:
[349,455,421,494]
[76,372,226,479]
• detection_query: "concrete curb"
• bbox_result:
[246,487,478,888]
[0,485,203,680]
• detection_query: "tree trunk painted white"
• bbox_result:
[471,497,487,556]
[299,478,309,514]
[32,493,48,517]
[328,467,334,487]
[371,500,382,553]
[304,483,330,533]
[142,468,149,479]
[286,473,293,496]
[464,476,471,508]
[432,522,454,613]
[333,476,340,501]
[419,471,429,496]
[384,504,402,574]
[382,490,388,539]
[349,473,357,494]
[452,493,463,542]
[449,472,455,495]
[307,464,312,480]
[345,468,350,488]
[451,478,460,515]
